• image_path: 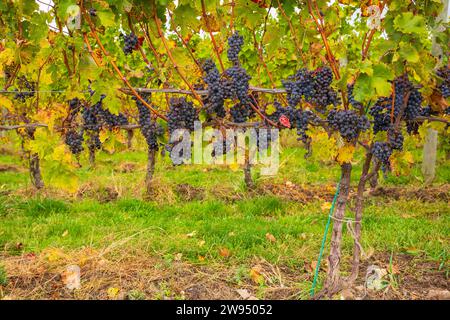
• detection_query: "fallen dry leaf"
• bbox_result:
[107,287,120,299]
[219,248,230,258]
[265,233,276,243]
[61,265,81,290]
[321,202,332,212]
[186,231,197,238]
[236,289,251,300]
[174,253,183,261]
[250,266,264,284]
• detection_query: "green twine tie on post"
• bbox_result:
[310,176,341,297]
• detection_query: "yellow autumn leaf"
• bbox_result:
[44,248,66,262]
[229,162,239,172]
[250,266,264,285]
[336,143,355,164]
[0,95,13,112]
[52,144,73,165]
[39,68,53,86]
[321,202,332,212]
[99,129,109,143]
[0,48,15,66]
[402,151,414,164]
[107,287,120,299]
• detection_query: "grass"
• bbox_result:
[0,195,448,265]
[0,132,448,299]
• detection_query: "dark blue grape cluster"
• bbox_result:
[420,106,432,117]
[369,97,392,134]
[230,103,253,123]
[372,141,392,165]
[81,97,106,153]
[393,75,422,120]
[406,105,435,135]
[65,129,84,155]
[202,59,226,117]
[404,88,422,120]
[327,109,370,142]
[98,107,128,128]
[266,101,315,143]
[82,105,101,131]
[167,97,198,134]
[437,66,450,98]
[295,110,314,144]
[86,94,128,128]
[281,67,339,111]
[122,33,138,55]
[368,76,423,135]
[223,66,253,121]
[267,101,297,124]
[227,31,244,66]
[89,8,97,16]
[134,94,162,150]
[223,66,251,103]
[388,128,404,151]
[13,76,35,102]
[88,133,102,152]
[201,33,254,122]
[68,98,81,117]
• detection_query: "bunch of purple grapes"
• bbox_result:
[281,67,339,111]
[369,75,423,136]
[437,66,450,98]
[13,76,35,102]
[327,109,370,142]
[167,97,198,134]
[227,31,244,66]
[202,59,226,117]
[134,94,162,150]
[65,129,84,155]
[387,128,404,151]
[369,97,392,134]
[68,98,81,118]
[87,95,129,128]
[122,33,138,55]
[392,75,422,120]
[372,141,392,166]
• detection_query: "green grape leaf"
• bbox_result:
[393,12,427,35]
[398,42,420,63]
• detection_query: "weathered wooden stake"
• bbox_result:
[422,128,438,184]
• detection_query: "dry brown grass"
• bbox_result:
[0,247,306,300]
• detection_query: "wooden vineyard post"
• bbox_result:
[422,128,438,184]
[423,0,449,184]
